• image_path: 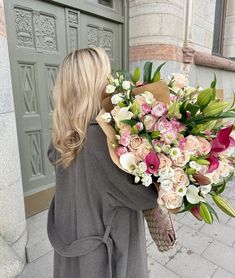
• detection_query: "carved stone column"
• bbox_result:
[0,1,27,276]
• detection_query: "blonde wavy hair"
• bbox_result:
[52,47,111,167]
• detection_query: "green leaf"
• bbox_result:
[178,203,196,213]
[199,202,213,224]
[215,179,226,195]
[121,119,136,127]
[152,62,166,82]
[151,131,161,139]
[185,103,200,117]
[133,67,140,84]
[205,202,219,222]
[143,61,153,83]
[210,73,217,89]
[140,132,153,146]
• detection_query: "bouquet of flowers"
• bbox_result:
[97,62,235,250]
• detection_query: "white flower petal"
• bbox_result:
[186,184,204,204]
[120,153,136,173]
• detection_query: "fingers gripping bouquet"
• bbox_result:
[97,62,235,250]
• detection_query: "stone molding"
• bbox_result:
[129,43,235,72]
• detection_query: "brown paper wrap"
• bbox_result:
[96,81,176,252]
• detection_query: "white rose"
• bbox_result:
[106,84,116,94]
[160,179,174,192]
[142,174,152,187]
[158,167,175,180]
[122,80,131,90]
[101,112,112,123]
[138,162,147,172]
[111,93,123,105]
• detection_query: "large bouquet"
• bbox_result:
[97,62,235,249]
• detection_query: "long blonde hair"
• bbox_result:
[52,47,111,167]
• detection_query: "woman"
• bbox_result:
[47,47,158,278]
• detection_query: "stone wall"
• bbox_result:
[224,0,235,58]
[0,0,27,277]
[129,0,235,102]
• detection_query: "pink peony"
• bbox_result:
[151,102,167,117]
[115,146,128,157]
[145,151,160,175]
[142,103,152,114]
[154,117,172,132]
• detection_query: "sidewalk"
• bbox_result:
[19,183,235,278]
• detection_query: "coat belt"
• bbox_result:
[47,197,118,278]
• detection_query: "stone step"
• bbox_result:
[25,210,52,263]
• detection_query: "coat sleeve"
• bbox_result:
[89,125,158,211]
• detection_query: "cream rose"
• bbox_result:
[128,135,144,152]
[183,135,199,155]
[157,189,183,209]
[196,137,211,156]
[136,141,152,161]
[172,150,190,167]
[173,167,189,187]
[143,115,157,132]
[159,154,172,169]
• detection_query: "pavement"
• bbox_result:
[18,182,235,278]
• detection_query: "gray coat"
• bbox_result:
[47,120,158,278]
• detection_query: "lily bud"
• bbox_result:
[212,194,235,217]
[203,101,228,117]
[190,206,203,221]
[199,203,213,224]
[197,88,213,107]
[193,173,211,185]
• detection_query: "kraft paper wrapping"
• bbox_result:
[96,81,176,252]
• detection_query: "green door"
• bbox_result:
[4,0,126,213]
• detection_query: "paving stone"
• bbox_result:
[176,225,213,255]
[166,247,217,278]
[147,241,182,265]
[148,256,180,278]
[178,212,205,230]
[18,251,53,278]
[227,218,235,229]
[212,267,235,278]
[200,221,235,246]
[145,220,153,247]
[202,240,235,274]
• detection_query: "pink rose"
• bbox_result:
[135,122,144,131]
[183,135,199,155]
[196,137,211,156]
[142,103,152,114]
[173,168,189,187]
[157,188,183,209]
[172,150,190,167]
[154,117,172,132]
[151,102,167,117]
[171,118,186,132]
[159,154,172,169]
[136,141,152,161]
[115,146,128,157]
[143,115,157,132]
[128,135,144,152]
[120,134,131,147]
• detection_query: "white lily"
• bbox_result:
[120,153,137,173]
[113,106,133,126]
[143,91,155,104]
[186,184,205,204]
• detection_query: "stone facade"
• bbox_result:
[0,0,27,277]
[129,0,235,102]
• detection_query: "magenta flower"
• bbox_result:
[190,206,202,221]
[145,151,160,175]
[211,125,233,153]
[207,154,219,173]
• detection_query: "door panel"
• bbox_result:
[4,0,125,212]
[80,13,122,69]
[5,0,67,195]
